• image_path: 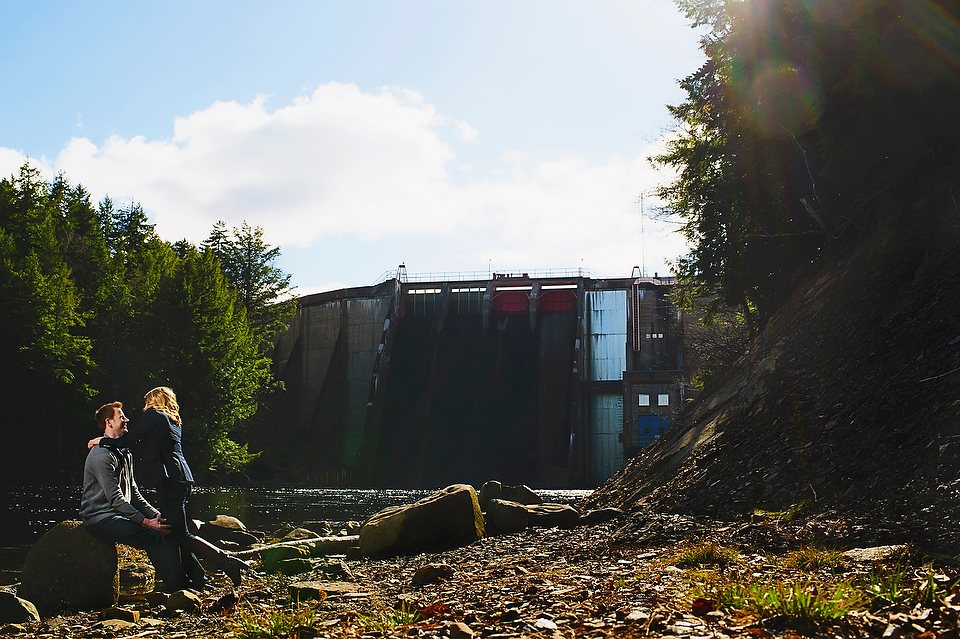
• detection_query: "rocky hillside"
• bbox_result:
[584,180,960,554]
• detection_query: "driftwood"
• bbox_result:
[234,535,359,557]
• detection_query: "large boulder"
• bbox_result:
[360,484,485,558]
[485,499,530,534]
[19,520,118,616]
[484,500,582,534]
[260,545,311,573]
[527,503,581,528]
[478,481,543,510]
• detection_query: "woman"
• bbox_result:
[90,386,247,588]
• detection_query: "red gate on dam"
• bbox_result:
[268,269,686,488]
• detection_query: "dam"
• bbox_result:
[269,267,686,488]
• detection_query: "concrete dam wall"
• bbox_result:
[269,274,684,488]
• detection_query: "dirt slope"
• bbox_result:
[584,183,960,553]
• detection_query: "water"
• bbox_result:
[0,485,592,585]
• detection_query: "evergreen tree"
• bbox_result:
[204,221,295,348]
[153,245,270,472]
[0,166,94,478]
[654,0,960,329]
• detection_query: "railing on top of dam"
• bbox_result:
[372,267,601,285]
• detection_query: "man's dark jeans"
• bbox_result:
[84,515,187,592]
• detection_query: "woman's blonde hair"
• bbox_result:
[144,386,181,424]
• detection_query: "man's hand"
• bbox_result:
[141,514,172,535]
[87,437,103,450]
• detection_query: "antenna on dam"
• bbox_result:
[636,191,648,277]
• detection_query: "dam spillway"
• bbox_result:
[269,270,685,488]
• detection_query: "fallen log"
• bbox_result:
[234,535,359,557]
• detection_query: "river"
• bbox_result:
[0,485,592,585]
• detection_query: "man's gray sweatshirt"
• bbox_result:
[80,446,159,525]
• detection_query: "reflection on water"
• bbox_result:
[188,487,438,533]
[0,485,592,585]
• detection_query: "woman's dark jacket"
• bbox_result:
[99,407,194,488]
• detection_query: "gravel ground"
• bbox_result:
[5,512,960,639]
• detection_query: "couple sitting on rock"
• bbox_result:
[80,391,248,593]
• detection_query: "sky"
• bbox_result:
[1,1,705,295]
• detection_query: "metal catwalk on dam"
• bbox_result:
[269,269,685,488]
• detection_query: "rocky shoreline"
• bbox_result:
[3,508,960,639]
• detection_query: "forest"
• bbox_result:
[0,166,294,483]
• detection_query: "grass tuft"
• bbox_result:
[673,543,740,568]
[225,603,318,639]
[748,581,863,620]
[357,600,421,632]
[784,546,845,572]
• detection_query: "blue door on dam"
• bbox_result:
[634,414,670,447]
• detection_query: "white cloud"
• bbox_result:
[0,148,52,181]
[5,82,687,284]
[55,83,471,245]
[456,121,479,142]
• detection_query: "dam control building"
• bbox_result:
[270,267,686,488]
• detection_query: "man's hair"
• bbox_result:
[94,401,123,434]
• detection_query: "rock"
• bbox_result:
[198,518,260,549]
[277,558,314,576]
[119,561,155,595]
[625,609,650,622]
[211,515,246,530]
[18,520,119,616]
[411,563,454,587]
[278,528,319,542]
[579,507,623,525]
[166,589,201,612]
[96,618,136,631]
[478,481,542,510]
[302,521,333,537]
[0,592,39,624]
[316,559,355,582]
[444,620,476,638]
[261,545,311,573]
[485,499,530,534]
[273,555,356,579]
[99,607,140,622]
[843,545,908,562]
[527,503,581,529]
[485,500,581,532]
[144,591,168,607]
[345,521,362,534]
[289,580,365,602]
[359,484,485,558]
[502,484,543,505]
[208,592,239,614]
[307,535,360,556]
[291,626,321,639]
[0,624,27,634]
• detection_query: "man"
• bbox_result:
[80,401,188,592]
